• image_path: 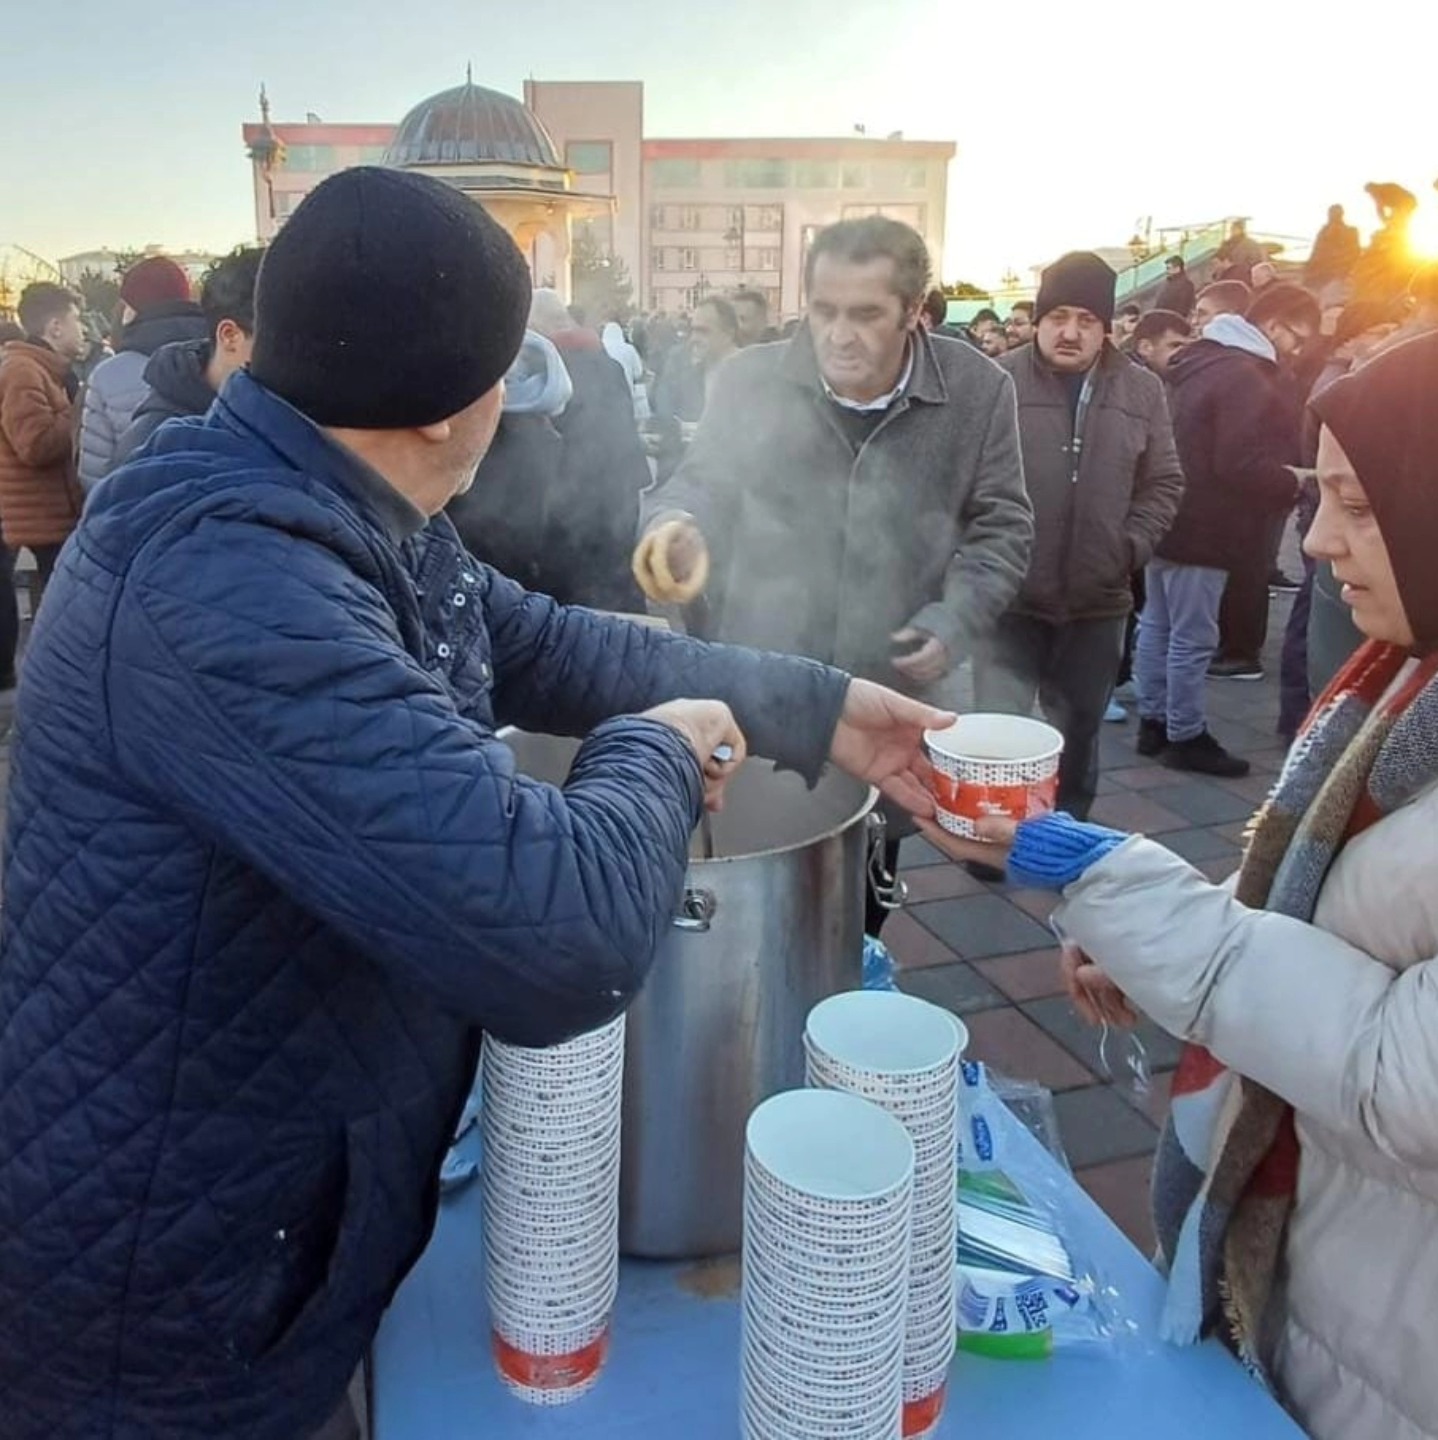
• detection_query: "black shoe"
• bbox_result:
[1160,730,1251,778]
[1208,658,1265,682]
[964,860,1007,885]
[1136,717,1169,757]
[1268,571,1301,594]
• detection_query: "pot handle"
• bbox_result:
[866,812,907,912]
[673,886,718,933]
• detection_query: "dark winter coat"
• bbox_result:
[78,301,207,490]
[112,337,216,468]
[1160,335,1302,571]
[1153,273,1197,319]
[997,341,1183,623]
[450,345,649,613]
[643,328,1033,683]
[0,369,848,1440]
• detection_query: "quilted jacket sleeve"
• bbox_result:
[1055,837,1438,1169]
[78,376,119,492]
[0,365,73,467]
[482,567,851,786]
[106,517,709,1048]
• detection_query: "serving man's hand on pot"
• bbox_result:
[642,698,747,812]
[829,680,955,817]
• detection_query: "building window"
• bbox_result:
[649,204,667,230]
[746,205,783,231]
[841,163,868,188]
[282,144,336,173]
[682,286,702,310]
[566,140,613,175]
[903,163,928,189]
[754,249,781,272]
[794,161,838,188]
[724,158,789,189]
[726,206,744,231]
[275,190,306,217]
[681,248,698,271]
[680,207,702,230]
[724,247,742,270]
[652,158,703,188]
[652,248,667,271]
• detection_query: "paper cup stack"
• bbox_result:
[481,1014,626,1405]
[805,992,965,1439]
[742,1089,914,1440]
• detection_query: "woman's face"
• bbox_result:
[1305,426,1415,647]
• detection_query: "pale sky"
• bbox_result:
[4,0,1434,286]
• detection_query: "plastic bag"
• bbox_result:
[955,1061,1142,1358]
[861,935,899,992]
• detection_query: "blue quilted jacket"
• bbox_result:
[0,372,848,1439]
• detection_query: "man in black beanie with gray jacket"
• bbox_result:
[975,251,1183,817]
[0,167,952,1440]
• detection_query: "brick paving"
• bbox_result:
[894,595,1295,1255]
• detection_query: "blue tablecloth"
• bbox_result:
[371,1104,1305,1438]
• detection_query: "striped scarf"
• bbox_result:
[1153,640,1438,1377]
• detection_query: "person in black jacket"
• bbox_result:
[1135,291,1310,774]
[451,292,652,613]
[112,247,263,468]
[1153,255,1197,321]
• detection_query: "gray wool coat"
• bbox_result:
[643,328,1033,684]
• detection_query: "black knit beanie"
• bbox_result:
[1035,251,1117,328]
[251,167,532,429]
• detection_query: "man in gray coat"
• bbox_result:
[638,216,1032,694]
[978,252,1183,817]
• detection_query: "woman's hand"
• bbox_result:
[1059,943,1138,1028]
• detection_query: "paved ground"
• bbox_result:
[892,596,1295,1253]
[0,580,1294,1255]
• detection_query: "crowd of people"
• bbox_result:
[0,173,1437,1440]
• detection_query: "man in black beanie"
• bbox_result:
[0,166,953,1440]
[974,250,1184,818]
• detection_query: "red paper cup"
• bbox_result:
[924,714,1063,839]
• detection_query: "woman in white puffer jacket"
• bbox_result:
[924,331,1438,1440]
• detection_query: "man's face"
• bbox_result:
[979,326,1008,358]
[1035,306,1106,373]
[46,304,86,362]
[734,299,768,346]
[1005,310,1034,346]
[1191,294,1230,333]
[1136,329,1189,373]
[441,381,506,506]
[1114,311,1140,342]
[690,305,734,368]
[806,254,918,402]
[1261,316,1316,366]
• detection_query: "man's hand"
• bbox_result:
[641,698,746,812]
[890,628,950,686]
[633,519,710,604]
[829,679,955,817]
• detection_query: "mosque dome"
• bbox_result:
[384,76,561,169]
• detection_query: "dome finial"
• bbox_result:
[466,62,473,85]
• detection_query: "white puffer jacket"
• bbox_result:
[1056,783,1438,1440]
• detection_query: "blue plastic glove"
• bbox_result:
[1007,811,1129,891]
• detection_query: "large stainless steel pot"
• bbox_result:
[499,731,898,1258]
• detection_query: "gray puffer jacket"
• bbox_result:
[78,303,206,491]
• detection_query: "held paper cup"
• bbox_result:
[923,713,1064,840]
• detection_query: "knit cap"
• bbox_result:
[251,166,532,429]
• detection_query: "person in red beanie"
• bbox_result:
[78,255,206,491]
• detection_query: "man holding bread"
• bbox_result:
[636,216,1033,702]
